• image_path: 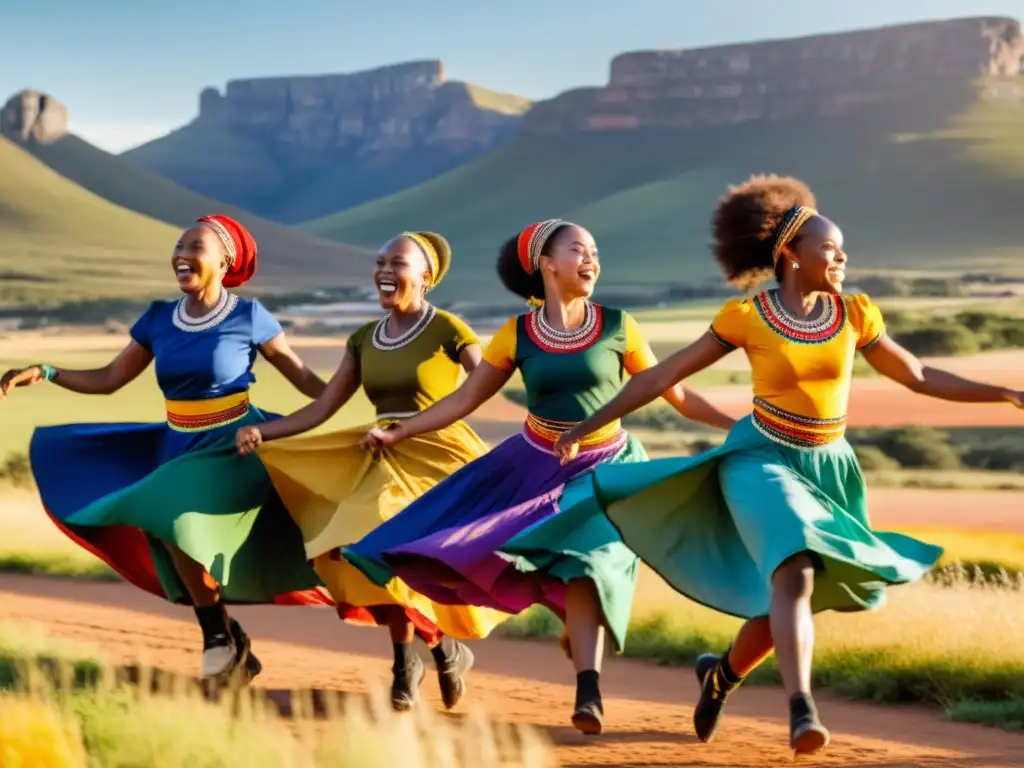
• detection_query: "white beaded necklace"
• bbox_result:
[172,291,238,333]
[765,289,835,334]
[530,301,597,346]
[371,304,436,351]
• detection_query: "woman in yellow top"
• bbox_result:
[235,232,507,712]
[552,175,1023,756]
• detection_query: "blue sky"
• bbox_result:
[3,0,1020,153]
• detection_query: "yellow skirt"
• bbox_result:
[256,419,510,640]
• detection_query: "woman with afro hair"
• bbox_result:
[340,220,735,733]
[551,175,1024,756]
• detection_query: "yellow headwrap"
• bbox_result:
[401,231,451,291]
[772,205,818,267]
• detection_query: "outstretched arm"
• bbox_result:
[251,351,360,446]
[661,384,736,432]
[863,336,1017,404]
[371,361,512,446]
[562,333,730,445]
[1,341,153,399]
[259,332,328,399]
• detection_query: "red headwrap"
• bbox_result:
[196,214,258,288]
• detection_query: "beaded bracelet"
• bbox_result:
[40,364,57,382]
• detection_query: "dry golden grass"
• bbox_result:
[0,622,556,768]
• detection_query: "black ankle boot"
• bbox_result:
[571,670,604,735]
[228,618,261,681]
[391,642,425,712]
[789,692,830,755]
[431,636,475,710]
[693,650,743,743]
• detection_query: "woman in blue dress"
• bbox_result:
[0,214,329,684]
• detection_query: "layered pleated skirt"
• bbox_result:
[30,393,327,606]
[255,419,511,642]
[342,423,648,651]
[556,416,943,618]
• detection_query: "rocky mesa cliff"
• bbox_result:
[523,16,1024,134]
[123,60,531,223]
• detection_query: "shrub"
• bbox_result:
[854,445,901,471]
[0,453,33,489]
[892,324,980,356]
[874,426,962,470]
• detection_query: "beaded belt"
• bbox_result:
[166,392,250,433]
[523,413,625,454]
[751,397,846,448]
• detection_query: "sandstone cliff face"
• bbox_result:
[523,17,1024,134]
[1,90,69,145]
[195,60,528,169]
[124,60,531,221]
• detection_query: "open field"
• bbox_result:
[1,575,1023,766]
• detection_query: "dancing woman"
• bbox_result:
[234,232,507,711]
[552,175,1023,755]
[341,220,735,733]
[0,215,328,684]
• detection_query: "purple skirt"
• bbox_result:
[342,430,647,649]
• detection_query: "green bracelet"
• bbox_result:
[40,364,57,382]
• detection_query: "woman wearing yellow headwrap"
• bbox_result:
[235,232,507,711]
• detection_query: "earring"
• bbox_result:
[792,262,800,270]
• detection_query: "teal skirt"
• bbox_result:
[558,416,944,619]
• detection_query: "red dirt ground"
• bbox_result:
[1,575,1021,767]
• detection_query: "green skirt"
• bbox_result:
[558,416,944,618]
[33,407,325,606]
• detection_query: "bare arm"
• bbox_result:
[660,384,736,432]
[259,332,328,399]
[256,350,361,443]
[387,361,512,442]
[1,341,153,399]
[563,333,730,443]
[459,343,483,374]
[862,335,1016,403]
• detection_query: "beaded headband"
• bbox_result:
[516,219,571,275]
[772,205,818,268]
[201,218,237,267]
[400,232,441,287]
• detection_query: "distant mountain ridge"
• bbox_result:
[121,60,532,223]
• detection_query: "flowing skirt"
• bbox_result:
[254,420,510,642]
[342,429,647,650]
[30,407,327,606]
[556,416,943,619]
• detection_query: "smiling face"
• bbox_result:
[538,224,600,299]
[171,224,229,294]
[373,236,432,311]
[782,215,847,294]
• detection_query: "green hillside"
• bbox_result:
[304,78,1024,303]
[21,135,372,293]
[0,136,182,306]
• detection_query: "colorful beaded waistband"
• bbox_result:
[751,397,846,448]
[523,413,624,454]
[166,392,250,433]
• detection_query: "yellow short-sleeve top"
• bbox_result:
[709,291,885,445]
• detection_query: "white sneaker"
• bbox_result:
[201,637,237,679]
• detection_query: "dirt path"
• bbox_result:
[1,576,1020,767]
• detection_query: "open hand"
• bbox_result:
[1006,391,1024,410]
[363,425,402,451]
[553,431,581,466]
[236,426,263,456]
[0,366,45,401]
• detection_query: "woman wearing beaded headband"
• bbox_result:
[234,231,506,712]
[341,220,735,733]
[549,175,1024,756]
[0,214,330,687]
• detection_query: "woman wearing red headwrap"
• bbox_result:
[0,214,330,686]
